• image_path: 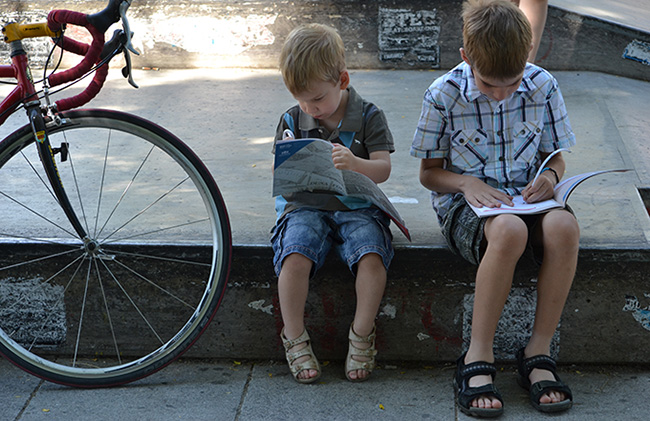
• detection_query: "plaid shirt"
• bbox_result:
[410,62,576,224]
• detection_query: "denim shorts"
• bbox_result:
[270,207,394,277]
[442,195,575,266]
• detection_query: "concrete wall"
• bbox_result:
[2,0,649,81]
[193,246,650,364]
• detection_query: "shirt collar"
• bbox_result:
[460,61,544,103]
[298,86,363,133]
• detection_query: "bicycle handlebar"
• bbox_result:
[46,0,132,111]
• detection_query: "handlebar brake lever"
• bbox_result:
[120,1,140,56]
[101,29,139,89]
[122,47,138,88]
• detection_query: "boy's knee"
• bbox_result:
[485,214,529,251]
[281,253,314,276]
[357,253,385,270]
[543,211,580,247]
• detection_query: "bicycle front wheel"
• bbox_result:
[0,109,231,387]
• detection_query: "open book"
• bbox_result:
[468,169,630,217]
[273,138,410,240]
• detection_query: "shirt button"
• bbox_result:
[497,131,503,136]
[499,156,505,161]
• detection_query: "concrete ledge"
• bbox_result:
[1,1,649,81]
[186,244,650,364]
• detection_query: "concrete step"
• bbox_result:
[1,0,649,365]
[2,68,648,364]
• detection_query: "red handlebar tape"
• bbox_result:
[47,10,108,111]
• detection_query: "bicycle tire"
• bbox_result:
[0,109,231,387]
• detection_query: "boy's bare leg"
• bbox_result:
[465,215,529,409]
[348,253,387,380]
[525,210,579,403]
[278,253,319,381]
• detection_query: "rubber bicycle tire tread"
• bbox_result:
[0,109,231,388]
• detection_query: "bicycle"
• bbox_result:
[0,0,231,387]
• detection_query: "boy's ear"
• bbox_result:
[459,48,471,66]
[339,70,350,90]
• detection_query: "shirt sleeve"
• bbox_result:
[540,80,576,152]
[410,86,450,159]
[363,108,395,154]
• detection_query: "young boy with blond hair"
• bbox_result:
[411,0,576,416]
[272,23,395,383]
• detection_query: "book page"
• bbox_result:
[272,138,410,240]
[273,139,346,197]
[468,168,629,218]
[468,195,562,217]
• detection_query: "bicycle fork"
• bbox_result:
[27,105,97,251]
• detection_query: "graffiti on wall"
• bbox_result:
[463,287,560,359]
[623,39,650,66]
[378,7,441,67]
[623,294,650,331]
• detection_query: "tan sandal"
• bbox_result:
[345,323,377,382]
[281,328,321,384]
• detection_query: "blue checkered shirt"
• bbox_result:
[410,62,576,224]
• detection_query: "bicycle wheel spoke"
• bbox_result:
[94,258,121,365]
[24,256,85,351]
[95,145,155,240]
[0,247,81,272]
[92,131,111,238]
[98,258,164,345]
[99,177,190,244]
[61,133,91,237]
[0,191,78,238]
[19,149,58,204]
[73,260,93,367]
[101,217,210,245]
[0,110,230,387]
[103,248,212,268]
[106,257,196,309]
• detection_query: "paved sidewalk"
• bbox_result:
[550,0,650,32]
[2,357,649,421]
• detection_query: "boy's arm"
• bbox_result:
[331,145,391,184]
[419,158,514,208]
[521,151,566,202]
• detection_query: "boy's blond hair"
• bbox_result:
[279,24,346,94]
[462,0,532,79]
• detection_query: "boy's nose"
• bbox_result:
[491,89,509,101]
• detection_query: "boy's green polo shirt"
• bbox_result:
[273,86,394,221]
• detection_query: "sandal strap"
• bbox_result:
[458,360,497,380]
[454,354,503,416]
[456,383,503,409]
[348,323,376,344]
[346,323,377,380]
[522,354,557,376]
[347,323,377,359]
[530,380,573,403]
[281,329,311,350]
[280,329,321,382]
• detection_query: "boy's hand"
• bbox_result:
[463,176,514,208]
[331,144,357,171]
[521,172,555,203]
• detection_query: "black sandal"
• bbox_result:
[454,353,504,418]
[516,347,573,413]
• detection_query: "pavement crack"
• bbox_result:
[234,362,255,421]
[14,378,45,421]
